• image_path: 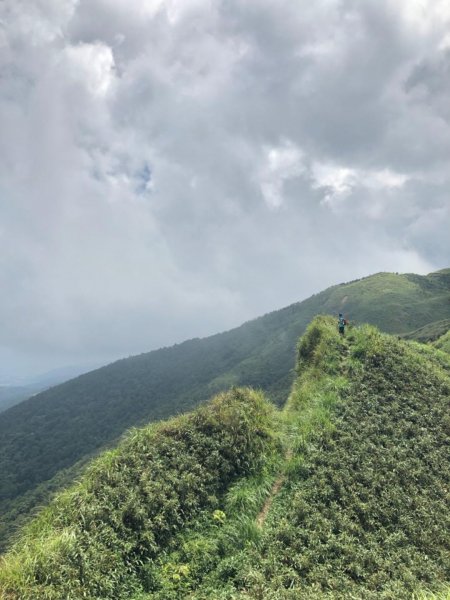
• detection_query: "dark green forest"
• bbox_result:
[0,268,449,553]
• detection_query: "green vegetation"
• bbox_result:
[0,268,449,554]
[434,330,450,355]
[0,388,279,599]
[134,317,348,600]
[242,320,450,599]
[155,318,450,599]
[401,319,450,343]
[415,589,450,600]
[2,316,450,599]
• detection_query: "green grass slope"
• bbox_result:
[1,318,450,599]
[434,330,450,355]
[249,319,450,599]
[402,319,450,343]
[0,268,449,553]
[0,388,279,600]
[125,318,449,600]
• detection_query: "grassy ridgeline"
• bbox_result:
[2,318,450,600]
[206,317,450,599]
[1,268,449,555]
[401,319,450,344]
[266,320,450,598]
[134,317,349,600]
[132,317,450,600]
[0,388,280,600]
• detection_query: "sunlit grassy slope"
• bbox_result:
[2,317,450,599]
[0,268,448,553]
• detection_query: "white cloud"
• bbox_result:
[4,0,78,44]
[311,162,409,211]
[0,0,449,374]
[64,43,116,96]
[311,163,357,206]
[366,169,409,190]
[258,140,305,209]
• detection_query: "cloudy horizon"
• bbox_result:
[1,0,449,380]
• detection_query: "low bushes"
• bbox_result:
[0,387,277,600]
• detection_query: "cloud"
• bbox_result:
[64,42,116,96]
[0,0,448,374]
[258,140,305,209]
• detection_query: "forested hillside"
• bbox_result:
[1,317,449,599]
[0,268,449,553]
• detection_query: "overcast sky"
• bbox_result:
[1,0,449,381]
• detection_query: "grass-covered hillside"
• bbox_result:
[434,330,450,355]
[402,319,450,343]
[1,317,450,599]
[0,268,449,553]
[220,318,450,599]
[0,388,280,599]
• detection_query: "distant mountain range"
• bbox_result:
[0,268,449,553]
[0,364,102,414]
[0,386,40,414]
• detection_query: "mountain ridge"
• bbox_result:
[0,268,449,553]
[1,316,449,599]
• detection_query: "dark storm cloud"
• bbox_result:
[0,0,448,376]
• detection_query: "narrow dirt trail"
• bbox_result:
[257,330,350,529]
[256,447,293,528]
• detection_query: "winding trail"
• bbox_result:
[256,448,293,528]
[256,333,350,529]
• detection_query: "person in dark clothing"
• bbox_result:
[338,313,346,335]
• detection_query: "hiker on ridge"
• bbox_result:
[338,313,347,336]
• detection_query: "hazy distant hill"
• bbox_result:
[0,268,449,553]
[1,317,449,599]
[401,318,450,343]
[0,386,38,414]
[0,364,102,414]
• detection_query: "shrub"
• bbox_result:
[0,388,277,600]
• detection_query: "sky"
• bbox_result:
[1,0,449,381]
